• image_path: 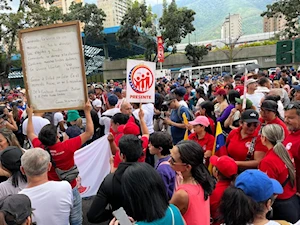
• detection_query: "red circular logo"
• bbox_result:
[128,65,154,93]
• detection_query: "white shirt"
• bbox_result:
[133,103,154,134]
[100,107,120,135]
[0,177,27,198]
[19,181,73,225]
[179,100,188,108]
[116,98,126,108]
[22,116,50,136]
[242,92,264,112]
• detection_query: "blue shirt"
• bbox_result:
[155,156,176,200]
[136,204,184,225]
[170,106,191,144]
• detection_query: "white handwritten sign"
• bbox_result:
[19,21,87,112]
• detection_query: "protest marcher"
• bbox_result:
[100,94,120,135]
[53,111,66,132]
[0,194,33,225]
[219,170,285,225]
[188,116,215,164]
[0,146,27,198]
[117,163,185,225]
[0,106,18,131]
[195,87,207,111]
[114,87,125,108]
[10,102,25,146]
[87,135,143,223]
[292,85,300,101]
[259,124,300,223]
[170,140,215,225]
[26,102,94,225]
[174,86,188,108]
[20,148,73,225]
[210,156,238,225]
[0,128,22,151]
[162,94,192,144]
[224,109,267,170]
[148,132,176,200]
[224,98,254,130]
[89,90,102,115]
[264,95,285,120]
[199,101,216,134]
[284,102,300,194]
[257,100,289,138]
[242,78,264,112]
[214,89,228,118]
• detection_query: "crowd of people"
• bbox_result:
[0,67,299,225]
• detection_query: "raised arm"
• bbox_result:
[79,101,94,145]
[26,106,38,141]
[139,108,149,138]
[6,112,18,131]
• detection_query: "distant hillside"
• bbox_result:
[152,0,275,42]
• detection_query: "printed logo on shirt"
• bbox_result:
[202,145,207,151]
[245,142,251,149]
[286,142,293,150]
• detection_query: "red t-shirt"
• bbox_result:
[210,180,231,225]
[259,148,296,199]
[188,132,215,152]
[284,130,300,193]
[113,136,149,168]
[32,136,82,188]
[225,127,267,161]
[257,117,289,138]
[208,117,215,136]
[234,85,244,96]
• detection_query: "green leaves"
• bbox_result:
[63,3,106,42]
[261,0,300,39]
[185,44,208,66]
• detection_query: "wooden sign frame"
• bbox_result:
[19,21,88,113]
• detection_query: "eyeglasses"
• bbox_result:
[169,156,187,166]
[246,122,259,128]
[285,103,300,110]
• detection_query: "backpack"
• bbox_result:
[159,161,183,190]
[177,105,195,121]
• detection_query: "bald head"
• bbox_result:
[120,102,133,116]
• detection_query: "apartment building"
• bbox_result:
[221,14,242,40]
[263,14,287,33]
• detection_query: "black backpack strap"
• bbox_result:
[281,176,290,188]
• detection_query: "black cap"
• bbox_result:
[0,194,32,224]
[0,146,23,171]
[162,94,176,105]
[261,100,278,113]
[241,109,259,123]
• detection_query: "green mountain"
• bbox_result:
[152,0,276,42]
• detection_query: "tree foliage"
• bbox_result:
[64,3,106,43]
[159,0,196,51]
[185,44,208,66]
[261,0,300,39]
[116,1,157,61]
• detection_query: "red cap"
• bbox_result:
[210,155,238,178]
[123,122,140,135]
[7,95,13,100]
[214,88,227,96]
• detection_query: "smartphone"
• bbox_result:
[112,207,132,225]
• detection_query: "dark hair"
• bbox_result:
[122,163,169,222]
[228,90,240,104]
[224,84,234,90]
[119,135,143,162]
[149,132,173,156]
[10,102,20,123]
[196,87,206,100]
[88,90,95,95]
[219,187,273,225]
[38,124,57,146]
[176,140,215,200]
[265,95,281,103]
[111,113,129,125]
[200,101,216,123]
[258,77,270,87]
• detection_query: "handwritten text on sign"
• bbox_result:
[21,24,85,111]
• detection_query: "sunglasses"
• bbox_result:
[285,103,300,110]
[169,156,187,166]
[246,122,259,128]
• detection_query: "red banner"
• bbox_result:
[157,36,164,63]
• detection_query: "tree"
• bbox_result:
[219,35,243,63]
[159,0,196,54]
[64,3,106,44]
[261,0,300,39]
[116,1,157,61]
[185,44,208,66]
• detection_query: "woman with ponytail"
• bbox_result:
[259,124,300,223]
[169,140,215,225]
[219,170,284,225]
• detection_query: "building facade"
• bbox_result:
[40,0,82,14]
[263,14,287,33]
[98,0,132,28]
[221,14,242,40]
